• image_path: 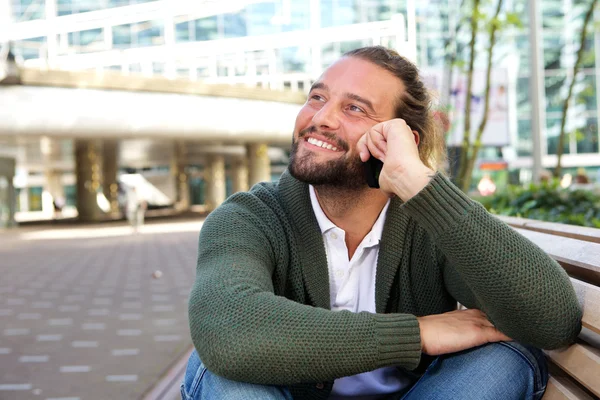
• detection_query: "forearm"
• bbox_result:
[189,269,421,385]
[403,174,582,348]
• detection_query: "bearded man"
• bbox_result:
[182,46,581,400]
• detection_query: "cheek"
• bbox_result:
[345,124,369,151]
[294,105,315,131]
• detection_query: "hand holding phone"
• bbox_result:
[358,119,424,195]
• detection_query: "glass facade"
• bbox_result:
[8,0,600,174]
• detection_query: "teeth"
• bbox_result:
[307,137,337,151]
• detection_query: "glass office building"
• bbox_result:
[7,0,600,181]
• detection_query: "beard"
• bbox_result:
[288,127,367,190]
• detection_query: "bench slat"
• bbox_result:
[514,229,600,285]
[545,343,600,397]
[497,215,534,228]
[543,376,594,400]
[499,216,600,244]
[571,279,600,336]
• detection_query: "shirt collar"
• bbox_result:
[309,185,337,234]
[309,185,390,245]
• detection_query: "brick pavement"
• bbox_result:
[0,220,203,400]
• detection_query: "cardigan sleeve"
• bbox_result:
[401,173,582,349]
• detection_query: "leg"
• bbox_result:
[137,208,144,227]
[401,342,548,400]
[181,350,293,400]
[127,213,136,233]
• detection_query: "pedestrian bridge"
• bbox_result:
[1,67,305,144]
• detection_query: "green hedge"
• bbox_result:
[477,182,600,228]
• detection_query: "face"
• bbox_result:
[289,56,404,189]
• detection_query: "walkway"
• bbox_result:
[0,218,203,400]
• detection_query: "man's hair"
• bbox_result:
[343,46,446,171]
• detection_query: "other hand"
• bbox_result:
[417,309,512,356]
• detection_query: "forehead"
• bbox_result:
[316,56,404,114]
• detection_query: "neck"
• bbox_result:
[314,185,389,258]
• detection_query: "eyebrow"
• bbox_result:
[309,82,376,113]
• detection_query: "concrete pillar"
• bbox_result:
[102,139,120,219]
[205,154,226,212]
[74,139,104,222]
[231,156,249,193]
[172,142,190,210]
[247,143,271,187]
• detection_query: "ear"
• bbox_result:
[412,130,420,146]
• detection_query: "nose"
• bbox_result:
[311,101,340,131]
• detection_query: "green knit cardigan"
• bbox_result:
[188,170,582,400]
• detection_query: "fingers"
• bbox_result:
[461,309,512,343]
[358,124,388,162]
[481,324,512,343]
[357,134,369,162]
[367,131,387,161]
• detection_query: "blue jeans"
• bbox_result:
[181,342,548,400]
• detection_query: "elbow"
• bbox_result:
[529,305,583,350]
[188,299,258,383]
[544,309,582,350]
[188,318,240,380]
[190,326,265,383]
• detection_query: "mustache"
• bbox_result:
[298,126,349,151]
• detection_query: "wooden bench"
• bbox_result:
[497,216,600,400]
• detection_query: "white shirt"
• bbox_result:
[309,186,412,399]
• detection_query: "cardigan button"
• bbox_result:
[315,382,325,389]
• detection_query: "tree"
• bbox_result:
[553,0,598,178]
[438,0,521,192]
[454,0,516,191]
[457,0,505,192]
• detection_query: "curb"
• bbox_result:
[141,346,194,400]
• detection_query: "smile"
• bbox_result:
[306,137,339,151]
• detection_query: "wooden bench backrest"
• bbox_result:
[497,216,600,400]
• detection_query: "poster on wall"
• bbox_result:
[422,68,510,147]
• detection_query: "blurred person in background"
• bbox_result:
[574,167,590,184]
[126,186,146,233]
[183,46,581,400]
[52,195,65,219]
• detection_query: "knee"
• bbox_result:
[181,350,292,400]
[182,350,204,397]
[450,342,547,399]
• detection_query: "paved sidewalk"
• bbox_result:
[0,219,203,400]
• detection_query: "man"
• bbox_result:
[126,186,146,233]
[183,46,581,400]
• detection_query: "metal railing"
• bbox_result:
[4,0,417,93]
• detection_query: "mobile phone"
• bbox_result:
[363,154,383,188]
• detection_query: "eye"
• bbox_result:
[348,104,365,113]
[309,94,325,102]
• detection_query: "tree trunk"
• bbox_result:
[461,0,504,192]
[456,0,480,186]
[554,0,597,178]
[441,0,467,108]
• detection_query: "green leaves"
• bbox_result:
[479,182,600,228]
[504,12,523,28]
